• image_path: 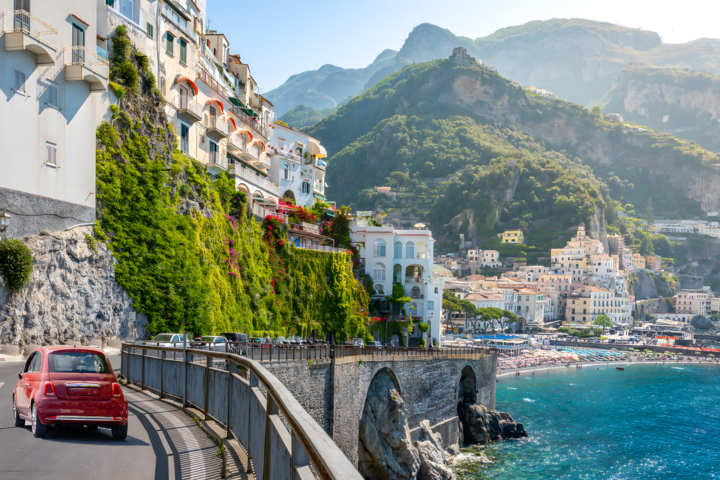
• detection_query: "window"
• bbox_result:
[526,296,530,301]
[434,287,438,294]
[14,69,26,94]
[301,182,311,194]
[394,241,402,258]
[106,0,115,6]
[166,32,174,55]
[31,352,43,372]
[373,263,386,281]
[180,123,189,154]
[209,141,219,163]
[147,22,153,38]
[428,301,434,310]
[24,352,37,373]
[405,241,414,259]
[48,84,58,107]
[374,239,386,257]
[46,142,57,166]
[179,38,187,64]
[283,163,290,180]
[376,284,384,294]
[49,352,110,373]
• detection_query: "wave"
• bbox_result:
[524,398,535,403]
[507,387,517,390]
[672,367,685,370]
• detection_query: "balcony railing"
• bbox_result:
[405,276,425,284]
[228,162,280,196]
[1,9,58,50]
[63,46,109,79]
[209,150,227,169]
[205,115,229,137]
[289,223,320,235]
[175,95,203,120]
[228,104,266,138]
[293,244,346,254]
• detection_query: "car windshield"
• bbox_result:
[152,334,176,342]
[200,336,217,341]
[49,352,111,374]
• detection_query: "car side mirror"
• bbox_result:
[18,372,23,379]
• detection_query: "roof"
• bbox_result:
[71,14,90,26]
[35,345,106,353]
[460,275,491,281]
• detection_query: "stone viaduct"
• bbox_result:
[262,349,497,466]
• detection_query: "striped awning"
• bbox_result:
[176,76,198,95]
[206,98,224,114]
[308,140,327,158]
[237,129,253,142]
[228,118,237,131]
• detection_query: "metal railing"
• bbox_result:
[175,95,203,118]
[405,276,424,283]
[209,150,227,169]
[228,104,267,138]
[292,243,347,254]
[205,116,229,137]
[121,343,361,480]
[1,9,57,49]
[228,162,280,196]
[289,222,320,235]
[63,46,109,79]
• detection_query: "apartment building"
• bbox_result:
[463,291,505,334]
[565,286,631,325]
[537,273,572,320]
[457,274,499,290]
[646,255,662,271]
[0,0,109,239]
[481,250,501,267]
[517,265,548,282]
[675,288,714,316]
[515,289,545,325]
[268,123,327,207]
[632,254,646,270]
[498,229,523,243]
[350,222,443,344]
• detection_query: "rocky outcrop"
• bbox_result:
[358,371,421,480]
[629,270,679,300]
[691,315,715,330]
[457,397,527,444]
[414,420,456,480]
[0,227,142,353]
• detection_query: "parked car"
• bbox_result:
[143,333,186,347]
[221,332,248,343]
[191,336,230,352]
[12,346,128,439]
[370,341,383,347]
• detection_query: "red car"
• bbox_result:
[11,346,129,439]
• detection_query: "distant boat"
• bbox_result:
[616,367,625,371]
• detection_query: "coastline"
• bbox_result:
[497,357,720,378]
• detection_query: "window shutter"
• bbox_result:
[49,85,57,107]
[15,69,25,94]
[147,23,153,38]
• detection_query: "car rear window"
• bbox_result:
[151,334,175,342]
[49,352,111,374]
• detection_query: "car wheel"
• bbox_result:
[112,423,128,440]
[12,396,24,427]
[31,404,47,438]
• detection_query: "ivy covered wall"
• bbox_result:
[95,26,369,340]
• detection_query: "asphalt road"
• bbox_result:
[0,354,222,480]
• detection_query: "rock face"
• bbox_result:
[0,227,142,353]
[457,397,527,444]
[358,371,421,480]
[691,315,715,330]
[414,420,456,480]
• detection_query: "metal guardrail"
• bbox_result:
[1,9,58,49]
[121,343,362,480]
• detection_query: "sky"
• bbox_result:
[208,0,719,92]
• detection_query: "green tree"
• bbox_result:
[639,236,655,256]
[592,105,602,115]
[498,310,519,333]
[645,198,654,226]
[389,172,410,191]
[594,315,613,330]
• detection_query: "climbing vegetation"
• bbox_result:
[0,238,33,292]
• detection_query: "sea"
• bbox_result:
[454,363,720,479]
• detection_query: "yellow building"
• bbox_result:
[498,230,524,244]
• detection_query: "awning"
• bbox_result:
[206,98,224,114]
[228,118,237,131]
[240,107,259,119]
[314,193,326,200]
[237,129,253,142]
[308,140,327,158]
[229,97,245,108]
[176,76,198,95]
[252,139,266,151]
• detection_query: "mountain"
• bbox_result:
[268,20,720,120]
[305,57,720,252]
[279,105,334,129]
[600,63,720,152]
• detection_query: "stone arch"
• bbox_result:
[516,316,527,332]
[283,190,295,203]
[237,183,250,194]
[457,363,477,400]
[357,366,403,419]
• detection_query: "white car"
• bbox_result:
[192,335,229,352]
[145,333,186,347]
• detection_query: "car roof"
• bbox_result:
[38,345,108,354]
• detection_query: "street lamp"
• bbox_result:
[0,211,10,238]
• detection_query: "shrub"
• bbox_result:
[84,233,98,253]
[418,338,426,348]
[418,322,430,333]
[0,238,33,291]
[108,81,125,100]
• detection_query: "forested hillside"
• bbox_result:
[306,57,720,252]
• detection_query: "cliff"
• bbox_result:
[628,270,679,300]
[601,64,720,152]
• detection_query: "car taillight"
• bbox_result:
[113,417,123,421]
[44,382,56,396]
[46,415,57,420]
[112,383,123,397]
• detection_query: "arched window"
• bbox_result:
[376,284,384,294]
[405,241,414,259]
[410,303,418,315]
[428,301,434,310]
[374,239,386,257]
[373,263,386,281]
[434,287,438,294]
[417,241,426,259]
[411,286,420,298]
[394,241,402,258]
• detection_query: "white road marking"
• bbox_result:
[0,382,4,390]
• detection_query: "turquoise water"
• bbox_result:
[457,364,720,479]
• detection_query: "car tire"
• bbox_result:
[112,423,128,440]
[31,404,47,438]
[12,396,24,427]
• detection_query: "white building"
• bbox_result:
[268,123,327,207]
[0,0,110,239]
[350,220,443,345]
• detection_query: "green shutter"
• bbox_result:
[180,38,187,64]
[166,33,174,54]
[147,23,153,38]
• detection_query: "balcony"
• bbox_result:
[205,116,229,139]
[63,47,109,92]
[289,223,320,235]
[228,161,280,196]
[405,276,424,284]
[207,150,227,175]
[2,10,57,66]
[175,95,202,123]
